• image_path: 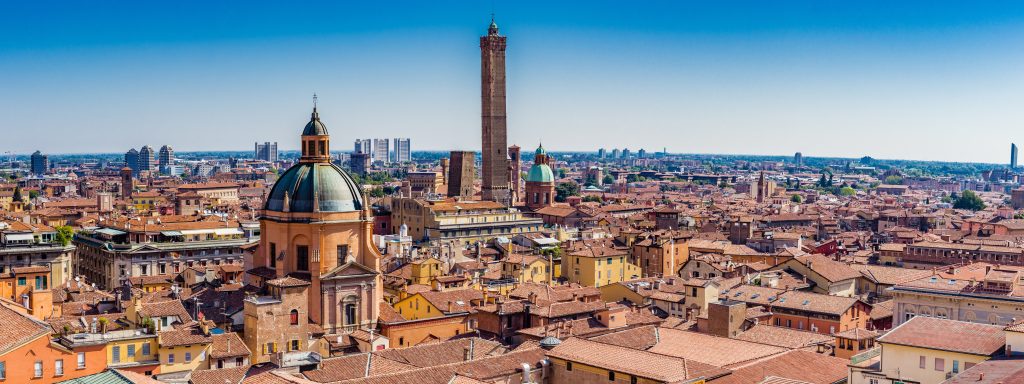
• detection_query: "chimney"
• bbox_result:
[464,338,476,361]
[521,363,533,384]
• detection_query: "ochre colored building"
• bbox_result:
[256,105,383,335]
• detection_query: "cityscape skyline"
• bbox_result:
[5,4,1024,382]
[3,2,1024,162]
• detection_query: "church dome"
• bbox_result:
[265,162,363,213]
[526,163,554,183]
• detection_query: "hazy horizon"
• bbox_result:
[2,1,1024,163]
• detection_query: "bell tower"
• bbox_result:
[481,17,511,205]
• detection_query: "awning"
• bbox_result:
[160,231,184,237]
[3,233,34,242]
[214,228,243,236]
[95,228,126,236]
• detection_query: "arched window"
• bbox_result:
[343,296,359,327]
[290,309,299,325]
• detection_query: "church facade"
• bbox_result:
[255,104,383,335]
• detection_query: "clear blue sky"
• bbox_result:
[2,1,1024,163]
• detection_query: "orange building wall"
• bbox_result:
[0,336,106,382]
[381,315,469,348]
[770,302,870,335]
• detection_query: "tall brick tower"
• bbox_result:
[480,17,510,205]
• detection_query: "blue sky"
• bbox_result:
[2,1,1024,163]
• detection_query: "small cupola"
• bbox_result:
[301,94,331,163]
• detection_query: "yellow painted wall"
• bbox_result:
[502,259,551,285]
[108,336,159,366]
[563,254,641,287]
[599,283,646,304]
[393,293,442,320]
[158,343,210,374]
[410,259,442,285]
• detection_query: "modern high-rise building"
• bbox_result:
[622,148,631,158]
[158,145,174,166]
[480,18,510,204]
[637,148,646,158]
[30,150,48,175]
[138,145,155,173]
[1011,144,1018,170]
[372,138,390,164]
[392,138,411,163]
[794,152,803,167]
[124,148,139,175]
[611,148,621,158]
[255,142,278,163]
[449,151,476,199]
[354,139,372,155]
[597,148,606,158]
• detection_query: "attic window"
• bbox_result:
[802,300,810,306]
[767,296,776,301]
[948,279,956,285]
[734,292,742,297]
[779,298,787,303]
[929,277,937,283]
[750,294,760,299]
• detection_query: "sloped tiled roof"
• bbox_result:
[879,317,1005,355]
[547,337,728,382]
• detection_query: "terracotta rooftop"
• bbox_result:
[878,317,1005,356]
[0,304,50,354]
[645,327,788,368]
[266,276,311,288]
[941,358,1024,384]
[711,350,849,384]
[547,337,728,382]
[210,332,250,359]
[733,324,834,349]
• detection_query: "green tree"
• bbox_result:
[55,225,74,246]
[12,186,22,202]
[790,194,803,203]
[557,168,567,179]
[29,190,39,199]
[602,174,614,184]
[582,195,603,203]
[838,186,856,196]
[953,190,986,211]
[554,182,580,202]
[884,175,903,185]
[368,186,385,198]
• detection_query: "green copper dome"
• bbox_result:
[526,163,554,183]
[265,162,363,213]
[535,144,546,156]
